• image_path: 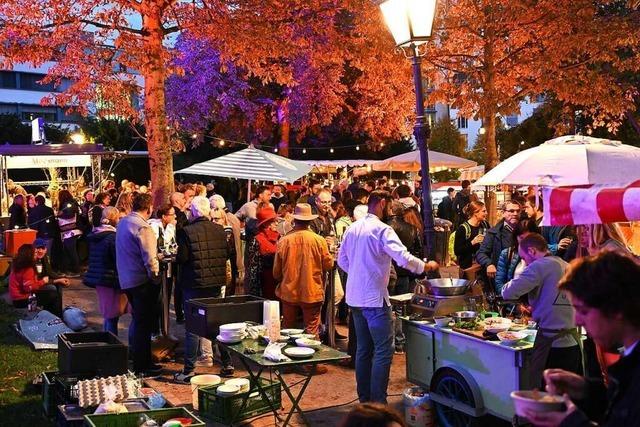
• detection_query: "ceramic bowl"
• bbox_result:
[433,316,452,327]
[497,331,528,345]
[510,391,564,417]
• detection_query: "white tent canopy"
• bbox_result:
[372,150,477,172]
[473,135,640,187]
[174,146,313,182]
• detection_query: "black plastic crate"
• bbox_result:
[55,373,95,405]
[42,371,59,417]
[58,332,128,377]
[198,377,281,424]
[185,295,265,339]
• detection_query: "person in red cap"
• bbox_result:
[246,206,279,299]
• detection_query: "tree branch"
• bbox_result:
[42,18,147,35]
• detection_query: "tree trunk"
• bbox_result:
[142,6,174,208]
[277,93,290,158]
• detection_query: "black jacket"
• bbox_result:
[476,219,513,269]
[560,343,640,427]
[27,204,58,239]
[387,215,423,277]
[83,227,119,288]
[8,203,26,229]
[437,197,455,222]
[453,190,471,223]
[176,217,229,289]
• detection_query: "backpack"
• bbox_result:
[448,222,472,263]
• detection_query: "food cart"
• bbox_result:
[402,318,534,426]
[395,279,536,426]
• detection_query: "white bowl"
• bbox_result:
[484,317,513,334]
[219,330,246,340]
[225,378,250,393]
[497,331,528,345]
[284,347,316,359]
[295,338,322,349]
[433,316,452,327]
[219,322,247,333]
[510,391,564,417]
[216,384,241,396]
[281,328,304,336]
[216,334,244,344]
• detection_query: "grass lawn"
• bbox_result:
[0,301,56,426]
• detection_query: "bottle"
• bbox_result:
[28,293,37,312]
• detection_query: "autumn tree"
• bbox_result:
[429,118,465,157]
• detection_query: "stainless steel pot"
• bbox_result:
[426,278,471,297]
[452,311,478,322]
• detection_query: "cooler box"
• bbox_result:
[4,228,37,256]
[57,332,128,377]
[185,295,264,339]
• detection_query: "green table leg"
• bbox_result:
[237,357,283,422]
[275,368,314,426]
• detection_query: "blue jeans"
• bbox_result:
[104,317,119,336]
[351,305,394,403]
[182,287,232,374]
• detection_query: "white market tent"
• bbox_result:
[473,135,640,187]
[174,145,313,182]
[372,150,477,172]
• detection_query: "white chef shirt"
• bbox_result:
[338,214,425,308]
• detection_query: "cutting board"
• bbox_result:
[452,327,491,340]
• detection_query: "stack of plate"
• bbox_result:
[225,378,250,393]
[216,384,241,397]
[217,322,247,344]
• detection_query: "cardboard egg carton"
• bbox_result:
[77,375,138,408]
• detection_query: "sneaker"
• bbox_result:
[219,365,234,378]
[394,346,405,354]
[195,356,213,367]
[173,370,195,384]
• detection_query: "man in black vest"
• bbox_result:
[174,196,231,383]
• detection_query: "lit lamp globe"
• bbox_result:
[379,0,438,48]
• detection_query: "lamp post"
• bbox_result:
[379,0,438,258]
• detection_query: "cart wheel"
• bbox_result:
[431,368,481,427]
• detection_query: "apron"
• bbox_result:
[529,327,583,388]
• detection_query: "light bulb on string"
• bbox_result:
[219,139,225,147]
[274,147,278,153]
[191,133,197,139]
[330,148,334,154]
[356,145,360,151]
[380,142,385,148]
[302,148,307,154]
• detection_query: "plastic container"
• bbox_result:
[198,377,281,424]
[190,374,221,410]
[57,332,127,377]
[403,386,434,427]
[84,407,205,427]
[42,371,59,417]
[184,295,264,339]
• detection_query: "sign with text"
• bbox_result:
[5,155,92,169]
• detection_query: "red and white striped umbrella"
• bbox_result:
[542,180,640,225]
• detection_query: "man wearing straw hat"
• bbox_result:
[273,203,334,363]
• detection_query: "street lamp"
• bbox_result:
[380,0,438,258]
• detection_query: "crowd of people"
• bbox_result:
[5,173,640,426]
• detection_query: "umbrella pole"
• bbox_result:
[247,179,252,203]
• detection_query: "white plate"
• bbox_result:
[216,334,244,344]
[295,338,322,349]
[284,347,316,359]
[497,331,528,345]
[219,331,246,340]
[281,329,304,336]
[216,384,241,396]
[220,322,247,333]
[225,378,250,393]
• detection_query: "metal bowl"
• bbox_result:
[427,278,471,296]
[452,311,478,322]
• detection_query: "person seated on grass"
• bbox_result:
[9,243,64,316]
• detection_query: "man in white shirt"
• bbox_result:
[338,190,438,403]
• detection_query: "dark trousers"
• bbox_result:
[125,282,160,372]
[13,284,62,317]
[61,236,80,273]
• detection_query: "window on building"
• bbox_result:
[535,94,545,103]
[506,115,519,127]
[0,71,17,89]
[19,73,57,92]
[21,108,57,123]
[457,117,468,129]
[427,112,436,127]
